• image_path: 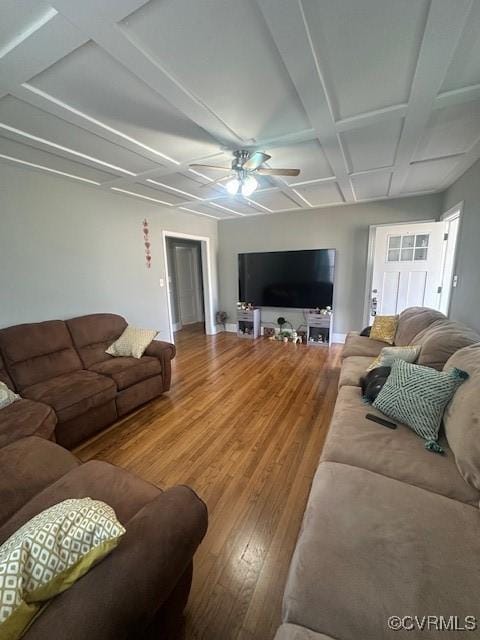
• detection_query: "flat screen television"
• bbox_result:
[238,249,335,309]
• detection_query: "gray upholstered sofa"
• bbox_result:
[275,307,480,640]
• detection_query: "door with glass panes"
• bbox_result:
[370,222,445,323]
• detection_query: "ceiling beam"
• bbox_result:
[257,0,355,203]
[435,83,480,111]
[389,0,474,195]
[0,13,88,96]
[50,0,245,148]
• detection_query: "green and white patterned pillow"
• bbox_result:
[373,359,468,453]
[0,498,125,639]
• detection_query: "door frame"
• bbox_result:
[438,201,463,316]
[363,218,436,327]
[162,230,215,342]
[173,242,204,325]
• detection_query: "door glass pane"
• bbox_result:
[414,248,428,261]
[389,235,401,249]
[401,248,414,261]
[415,234,429,248]
[401,235,415,248]
[387,249,400,262]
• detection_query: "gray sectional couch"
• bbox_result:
[275,307,480,640]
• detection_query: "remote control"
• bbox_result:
[365,413,397,429]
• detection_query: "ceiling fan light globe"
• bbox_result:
[225,178,240,195]
[241,175,258,197]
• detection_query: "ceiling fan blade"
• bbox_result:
[257,167,301,177]
[200,175,230,187]
[243,151,271,170]
[189,164,231,172]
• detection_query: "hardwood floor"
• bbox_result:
[75,326,342,639]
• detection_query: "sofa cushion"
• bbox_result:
[0,354,14,390]
[342,332,385,359]
[106,325,158,359]
[321,385,479,505]
[369,314,397,345]
[338,356,372,388]
[0,438,80,530]
[21,370,116,423]
[373,359,468,451]
[66,314,127,369]
[443,342,480,491]
[0,399,56,449]
[283,461,480,640]
[0,460,161,544]
[394,306,445,346]
[0,321,82,391]
[0,498,125,640]
[89,356,161,391]
[0,381,19,409]
[413,319,480,370]
[275,624,336,640]
[21,486,207,640]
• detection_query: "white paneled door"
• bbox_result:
[370,222,445,323]
[174,244,203,326]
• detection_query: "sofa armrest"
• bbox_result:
[24,485,208,640]
[144,340,176,391]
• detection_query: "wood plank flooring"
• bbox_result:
[75,326,342,640]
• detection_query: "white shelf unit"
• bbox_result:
[237,308,261,339]
[306,313,333,346]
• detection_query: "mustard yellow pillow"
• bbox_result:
[0,498,125,639]
[369,315,398,345]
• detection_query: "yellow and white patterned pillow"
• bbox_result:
[0,498,125,640]
[369,315,398,345]
[0,382,20,410]
[106,325,157,359]
[366,345,421,372]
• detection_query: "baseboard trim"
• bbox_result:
[332,333,346,344]
[225,323,238,333]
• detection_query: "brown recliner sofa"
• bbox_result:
[0,436,207,639]
[0,354,57,448]
[0,314,175,449]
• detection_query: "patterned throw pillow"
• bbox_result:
[366,345,420,372]
[106,325,157,359]
[0,382,20,410]
[0,498,125,639]
[369,315,398,345]
[373,359,468,453]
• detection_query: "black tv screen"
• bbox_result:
[238,249,335,309]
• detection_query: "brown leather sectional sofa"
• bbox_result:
[0,313,175,448]
[275,307,480,640]
[0,314,207,639]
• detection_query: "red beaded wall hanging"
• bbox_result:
[143,218,152,268]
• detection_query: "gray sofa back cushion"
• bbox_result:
[394,306,446,346]
[413,319,480,370]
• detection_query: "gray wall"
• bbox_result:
[218,194,442,336]
[443,159,480,332]
[0,163,218,341]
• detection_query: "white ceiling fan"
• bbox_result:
[189,150,300,196]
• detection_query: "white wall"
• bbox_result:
[443,158,480,332]
[218,194,443,338]
[0,163,218,341]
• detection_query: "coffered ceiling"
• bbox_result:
[0,0,479,219]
